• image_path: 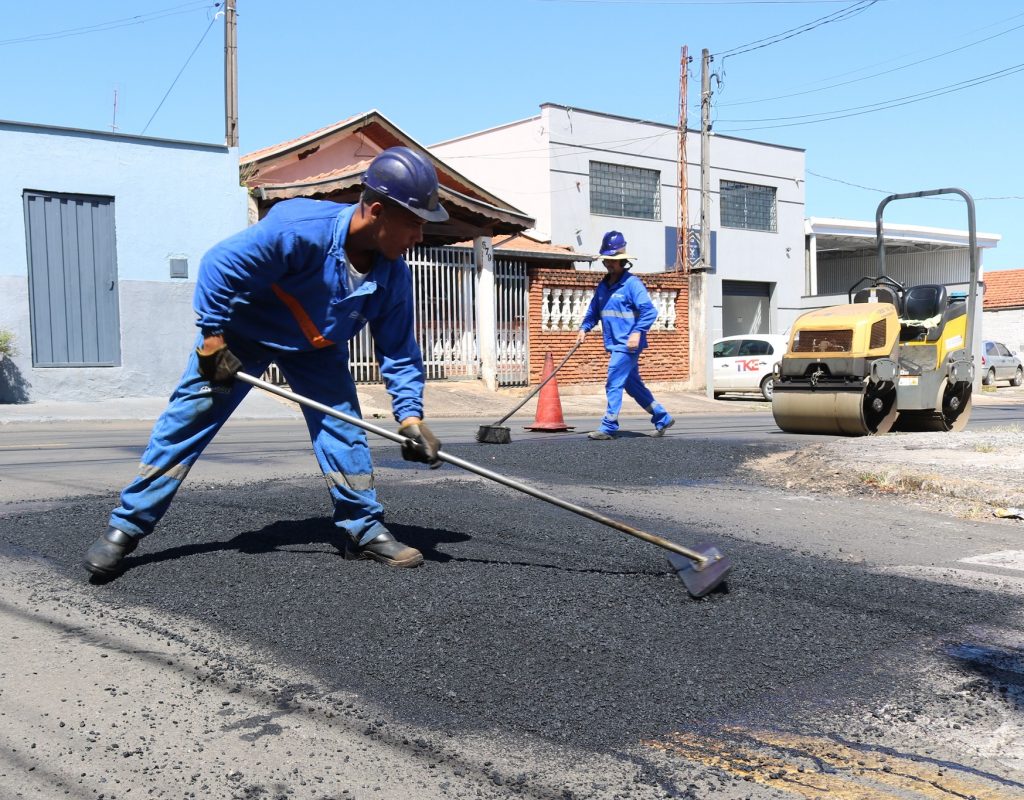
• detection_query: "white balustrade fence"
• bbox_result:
[540,286,677,332]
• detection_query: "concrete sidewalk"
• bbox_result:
[0,379,745,424]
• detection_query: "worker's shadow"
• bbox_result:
[93,518,470,581]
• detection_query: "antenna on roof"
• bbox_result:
[110,88,119,133]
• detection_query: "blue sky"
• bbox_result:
[3,0,1022,268]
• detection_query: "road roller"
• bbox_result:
[773,188,979,436]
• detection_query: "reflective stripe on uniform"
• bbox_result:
[271,283,336,349]
[137,462,191,481]
[601,310,637,320]
[324,471,375,492]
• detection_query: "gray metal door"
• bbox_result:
[722,280,770,337]
[23,191,121,366]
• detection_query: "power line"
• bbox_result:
[718,15,1024,107]
[783,7,1024,87]
[714,0,879,59]
[141,10,221,135]
[807,170,1024,201]
[716,60,1024,130]
[0,2,214,47]
[439,129,675,161]
[535,0,868,4]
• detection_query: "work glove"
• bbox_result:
[196,344,242,393]
[398,422,442,469]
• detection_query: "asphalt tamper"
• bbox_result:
[237,371,733,598]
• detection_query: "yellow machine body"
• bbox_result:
[773,291,973,435]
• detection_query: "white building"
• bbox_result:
[432,103,807,342]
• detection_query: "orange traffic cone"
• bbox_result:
[523,351,574,432]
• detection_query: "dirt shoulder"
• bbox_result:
[748,424,1024,523]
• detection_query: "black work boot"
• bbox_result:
[345,530,423,568]
[83,527,139,577]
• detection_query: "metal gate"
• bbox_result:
[348,245,479,383]
[495,257,528,386]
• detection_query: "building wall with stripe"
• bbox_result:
[0,121,247,402]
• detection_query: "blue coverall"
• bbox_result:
[580,271,672,435]
[109,199,425,546]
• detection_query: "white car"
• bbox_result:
[713,334,789,401]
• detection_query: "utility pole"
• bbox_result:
[689,47,712,394]
[677,46,688,272]
[224,0,238,147]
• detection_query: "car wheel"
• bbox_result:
[1013,368,1023,387]
[760,375,774,401]
[983,368,996,386]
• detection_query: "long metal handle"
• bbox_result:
[490,342,582,427]
[236,371,708,565]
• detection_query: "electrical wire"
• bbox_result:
[140,9,220,135]
[440,129,675,161]
[0,2,214,47]
[807,170,1024,201]
[792,7,1024,87]
[714,0,879,59]
[535,0,868,4]
[718,16,1024,107]
[716,60,1024,130]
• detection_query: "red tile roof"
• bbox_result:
[247,160,373,190]
[984,269,1024,310]
[240,113,367,164]
[451,233,590,261]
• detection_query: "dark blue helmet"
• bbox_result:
[363,146,449,223]
[599,230,634,260]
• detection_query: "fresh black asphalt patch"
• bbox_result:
[2,437,1021,755]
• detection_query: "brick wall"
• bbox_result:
[526,267,690,385]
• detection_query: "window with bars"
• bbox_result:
[589,161,661,220]
[720,181,777,232]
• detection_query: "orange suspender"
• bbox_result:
[270,284,335,349]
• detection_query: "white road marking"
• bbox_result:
[960,550,1024,571]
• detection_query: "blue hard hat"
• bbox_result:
[599,230,634,260]
[363,146,449,223]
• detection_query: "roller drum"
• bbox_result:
[772,383,898,436]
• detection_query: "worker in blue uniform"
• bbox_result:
[84,147,447,577]
[575,231,675,440]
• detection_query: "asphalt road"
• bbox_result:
[3,412,1024,798]
[4,402,1024,504]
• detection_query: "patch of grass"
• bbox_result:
[858,471,931,493]
[973,442,997,453]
